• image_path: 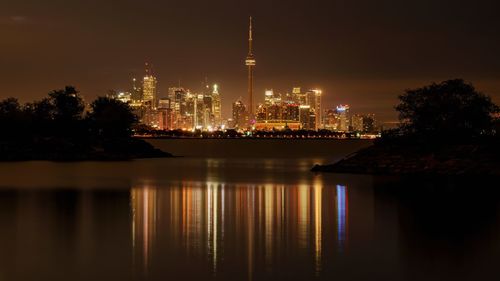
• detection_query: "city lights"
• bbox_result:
[105,17,378,135]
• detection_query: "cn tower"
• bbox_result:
[245,16,256,120]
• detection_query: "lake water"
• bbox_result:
[0,139,499,281]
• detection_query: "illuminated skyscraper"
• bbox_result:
[292,87,306,104]
[264,89,273,106]
[299,105,311,130]
[168,87,187,129]
[212,84,222,128]
[306,89,322,130]
[203,94,213,129]
[232,99,248,129]
[283,103,300,122]
[142,63,157,108]
[194,94,203,129]
[264,89,282,107]
[157,98,173,130]
[362,114,377,133]
[131,78,142,100]
[351,114,364,132]
[336,105,350,131]
[245,17,256,123]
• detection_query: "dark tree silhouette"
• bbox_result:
[47,86,85,137]
[396,79,499,139]
[0,98,26,140]
[0,87,168,160]
[24,98,55,137]
[31,98,55,121]
[0,98,22,121]
[48,86,84,121]
[0,98,21,114]
[87,96,137,138]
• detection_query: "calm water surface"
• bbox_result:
[0,139,499,281]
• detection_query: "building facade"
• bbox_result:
[142,63,157,109]
[232,99,248,129]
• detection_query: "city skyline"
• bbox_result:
[112,61,381,133]
[0,1,499,281]
[2,0,500,123]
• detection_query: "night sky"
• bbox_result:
[1,0,500,122]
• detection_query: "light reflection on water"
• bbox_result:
[0,139,498,281]
[336,185,347,253]
[129,181,349,279]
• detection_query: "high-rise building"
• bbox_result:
[264,89,273,106]
[143,109,159,129]
[349,113,377,133]
[107,90,132,104]
[183,91,195,130]
[194,94,204,129]
[306,89,322,130]
[168,87,187,129]
[323,109,337,131]
[299,105,311,130]
[292,87,306,104]
[245,17,256,123]
[283,92,294,104]
[267,104,282,121]
[351,114,364,132]
[362,114,377,133]
[232,99,248,129]
[131,78,142,100]
[256,104,267,122]
[142,63,157,108]
[157,98,173,130]
[157,98,170,109]
[336,105,350,131]
[255,86,316,131]
[212,84,222,128]
[202,94,213,129]
[283,103,300,122]
[309,111,317,130]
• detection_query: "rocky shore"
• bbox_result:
[312,142,500,176]
[0,137,172,161]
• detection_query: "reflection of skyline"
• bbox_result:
[131,187,157,274]
[336,185,348,252]
[4,177,500,280]
[207,182,220,274]
[314,180,323,275]
[130,181,349,279]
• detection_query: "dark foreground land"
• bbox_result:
[313,79,500,176]
[312,140,500,176]
[0,87,173,161]
[0,137,171,161]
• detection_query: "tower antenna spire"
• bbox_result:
[248,16,253,55]
[145,62,153,76]
[245,16,256,122]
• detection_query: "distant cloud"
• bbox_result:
[10,16,27,22]
[0,15,31,25]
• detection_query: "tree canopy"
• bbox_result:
[0,86,171,160]
[48,86,85,121]
[0,86,137,141]
[395,79,499,139]
[87,96,138,138]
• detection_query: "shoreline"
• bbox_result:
[139,136,376,140]
[311,143,500,176]
[0,138,173,162]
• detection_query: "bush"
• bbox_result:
[395,79,499,141]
